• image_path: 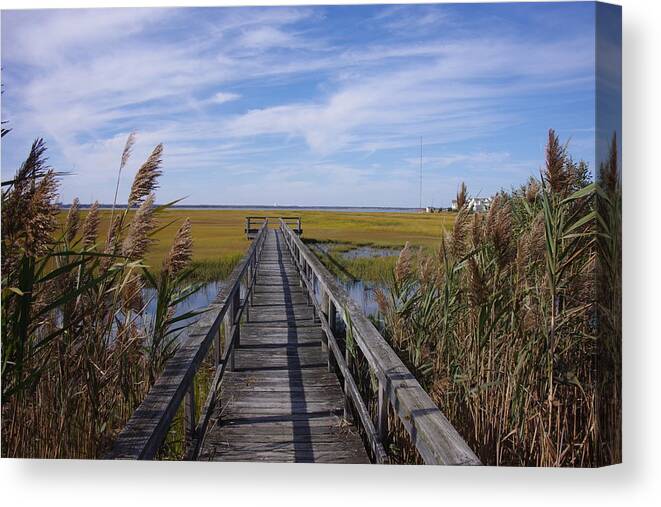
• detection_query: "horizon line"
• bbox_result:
[58,203,433,210]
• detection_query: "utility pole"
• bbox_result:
[419,137,423,210]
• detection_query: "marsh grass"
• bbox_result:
[305,239,425,284]
[374,130,621,466]
[1,135,202,458]
[59,208,453,284]
[315,250,397,284]
[189,255,243,282]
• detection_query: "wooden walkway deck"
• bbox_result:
[198,230,369,463]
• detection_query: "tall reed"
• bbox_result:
[1,134,200,458]
[376,129,621,466]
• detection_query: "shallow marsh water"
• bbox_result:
[310,241,400,260]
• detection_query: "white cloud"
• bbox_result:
[225,36,593,154]
[374,5,450,32]
[237,26,298,50]
[211,92,241,104]
[1,6,596,206]
[1,8,167,67]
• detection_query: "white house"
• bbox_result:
[469,197,492,212]
[451,197,493,212]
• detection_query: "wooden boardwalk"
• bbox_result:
[198,230,369,463]
[110,218,479,465]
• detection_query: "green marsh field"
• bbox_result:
[70,209,455,282]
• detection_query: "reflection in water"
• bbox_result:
[142,281,223,342]
[341,246,400,260]
[311,277,386,335]
[338,279,385,319]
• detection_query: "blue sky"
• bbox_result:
[1,3,597,207]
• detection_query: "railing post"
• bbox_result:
[250,255,256,305]
[224,290,235,372]
[327,298,337,373]
[344,343,353,422]
[377,381,388,442]
[184,383,196,452]
[311,273,317,311]
[214,322,222,366]
[320,290,329,353]
[233,288,241,349]
[245,266,251,323]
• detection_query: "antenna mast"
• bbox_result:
[419,137,423,210]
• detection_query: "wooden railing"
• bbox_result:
[245,215,301,239]
[108,219,269,459]
[279,219,481,465]
[279,216,302,235]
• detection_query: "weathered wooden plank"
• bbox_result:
[248,309,314,319]
[221,404,345,415]
[251,286,306,295]
[252,296,309,306]
[204,441,368,455]
[221,375,339,388]
[239,334,323,344]
[197,229,369,464]
[216,426,360,440]
[222,388,344,402]
[224,387,345,398]
[222,368,336,378]
[200,448,368,464]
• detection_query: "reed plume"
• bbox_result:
[450,207,470,259]
[27,171,60,256]
[2,139,59,270]
[122,270,145,313]
[544,129,570,195]
[128,144,163,207]
[470,212,484,249]
[525,177,540,205]
[374,287,389,315]
[456,181,468,209]
[109,131,137,229]
[163,218,193,278]
[65,198,81,243]
[395,242,412,283]
[81,200,100,248]
[122,193,155,261]
[104,215,122,256]
[485,194,514,269]
[121,132,136,171]
[6,138,49,189]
